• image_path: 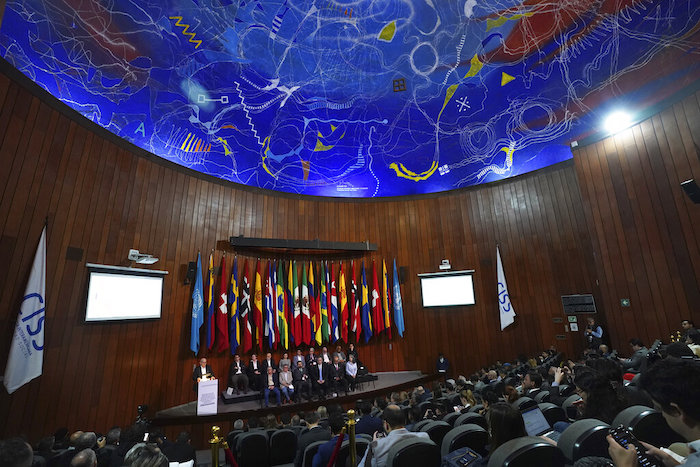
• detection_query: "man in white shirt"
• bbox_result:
[293,349,306,368]
[321,346,331,363]
[358,405,430,467]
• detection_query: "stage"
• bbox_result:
[152,371,438,427]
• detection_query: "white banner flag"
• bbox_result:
[4,226,46,394]
[497,245,516,330]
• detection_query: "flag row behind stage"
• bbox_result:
[190,258,404,354]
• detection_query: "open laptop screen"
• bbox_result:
[521,406,551,436]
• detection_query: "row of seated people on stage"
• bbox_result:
[223,344,362,406]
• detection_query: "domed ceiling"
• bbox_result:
[2,1,699,197]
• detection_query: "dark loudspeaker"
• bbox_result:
[399,266,408,284]
[185,261,197,285]
[65,246,84,261]
[681,179,700,204]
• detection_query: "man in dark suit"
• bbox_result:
[161,432,196,464]
[355,400,382,436]
[247,354,263,391]
[263,366,282,407]
[292,360,312,402]
[228,354,249,394]
[192,357,215,391]
[294,412,330,467]
[310,356,330,399]
[312,413,348,467]
[330,355,348,396]
[306,347,318,367]
[262,352,278,374]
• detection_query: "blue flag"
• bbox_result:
[392,259,405,337]
[360,261,373,343]
[190,252,204,353]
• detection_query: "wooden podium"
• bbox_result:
[197,378,218,416]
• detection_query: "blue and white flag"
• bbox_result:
[497,246,516,330]
[190,252,204,353]
[392,259,405,337]
[4,226,46,394]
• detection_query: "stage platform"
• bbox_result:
[152,371,439,427]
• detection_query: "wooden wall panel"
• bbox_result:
[0,67,595,443]
[573,92,700,352]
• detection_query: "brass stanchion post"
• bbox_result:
[210,425,222,466]
[347,409,357,467]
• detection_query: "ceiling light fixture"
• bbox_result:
[604,110,634,135]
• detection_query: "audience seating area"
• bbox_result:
[3,339,700,467]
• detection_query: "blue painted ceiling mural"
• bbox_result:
[1,1,699,197]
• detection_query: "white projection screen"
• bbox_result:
[85,264,168,322]
[419,271,476,307]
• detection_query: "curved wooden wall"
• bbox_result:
[5,65,696,444]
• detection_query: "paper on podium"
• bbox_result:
[197,379,218,416]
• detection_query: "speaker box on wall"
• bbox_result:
[681,179,700,204]
[185,261,197,284]
[399,266,408,284]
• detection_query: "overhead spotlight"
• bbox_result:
[604,110,634,135]
[128,249,159,265]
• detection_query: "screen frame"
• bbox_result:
[417,270,476,308]
[85,263,168,323]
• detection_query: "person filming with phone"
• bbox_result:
[607,358,700,466]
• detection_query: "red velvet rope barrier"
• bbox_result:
[326,429,347,467]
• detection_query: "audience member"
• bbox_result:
[608,358,700,466]
[681,319,695,342]
[358,404,430,467]
[356,400,383,436]
[161,432,195,464]
[574,368,625,425]
[0,438,33,467]
[292,349,306,368]
[619,339,648,372]
[480,403,528,465]
[122,443,168,467]
[312,413,348,467]
[264,414,279,430]
[686,329,700,357]
[232,419,244,431]
[70,449,96,467]
[294,412,330,467]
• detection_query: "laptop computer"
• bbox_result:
[521,406,562,442]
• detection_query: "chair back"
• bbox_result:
[557,418,610,462]
[269,429,297,465]
[386,437,440,467]
[561,394,582,421]
[557,384,575,397]
[468,404,483,413]
[534,391,550,403]
[487,436,566,467]
[612,405,685,447]
[227,430,243,449]
[454,413,487,430]
[417,400,434,416]
[289,425,304,437]
[440,424,488,458]
[442,412,461,426]
[411,419,433,432]
[338,439,370,467]
[236,432,269,467]
[302,440,326,467]
[421,420,452,446]
[538,403,567,426]
[512,397,537,411]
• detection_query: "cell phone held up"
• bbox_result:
[609,426,663,467]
